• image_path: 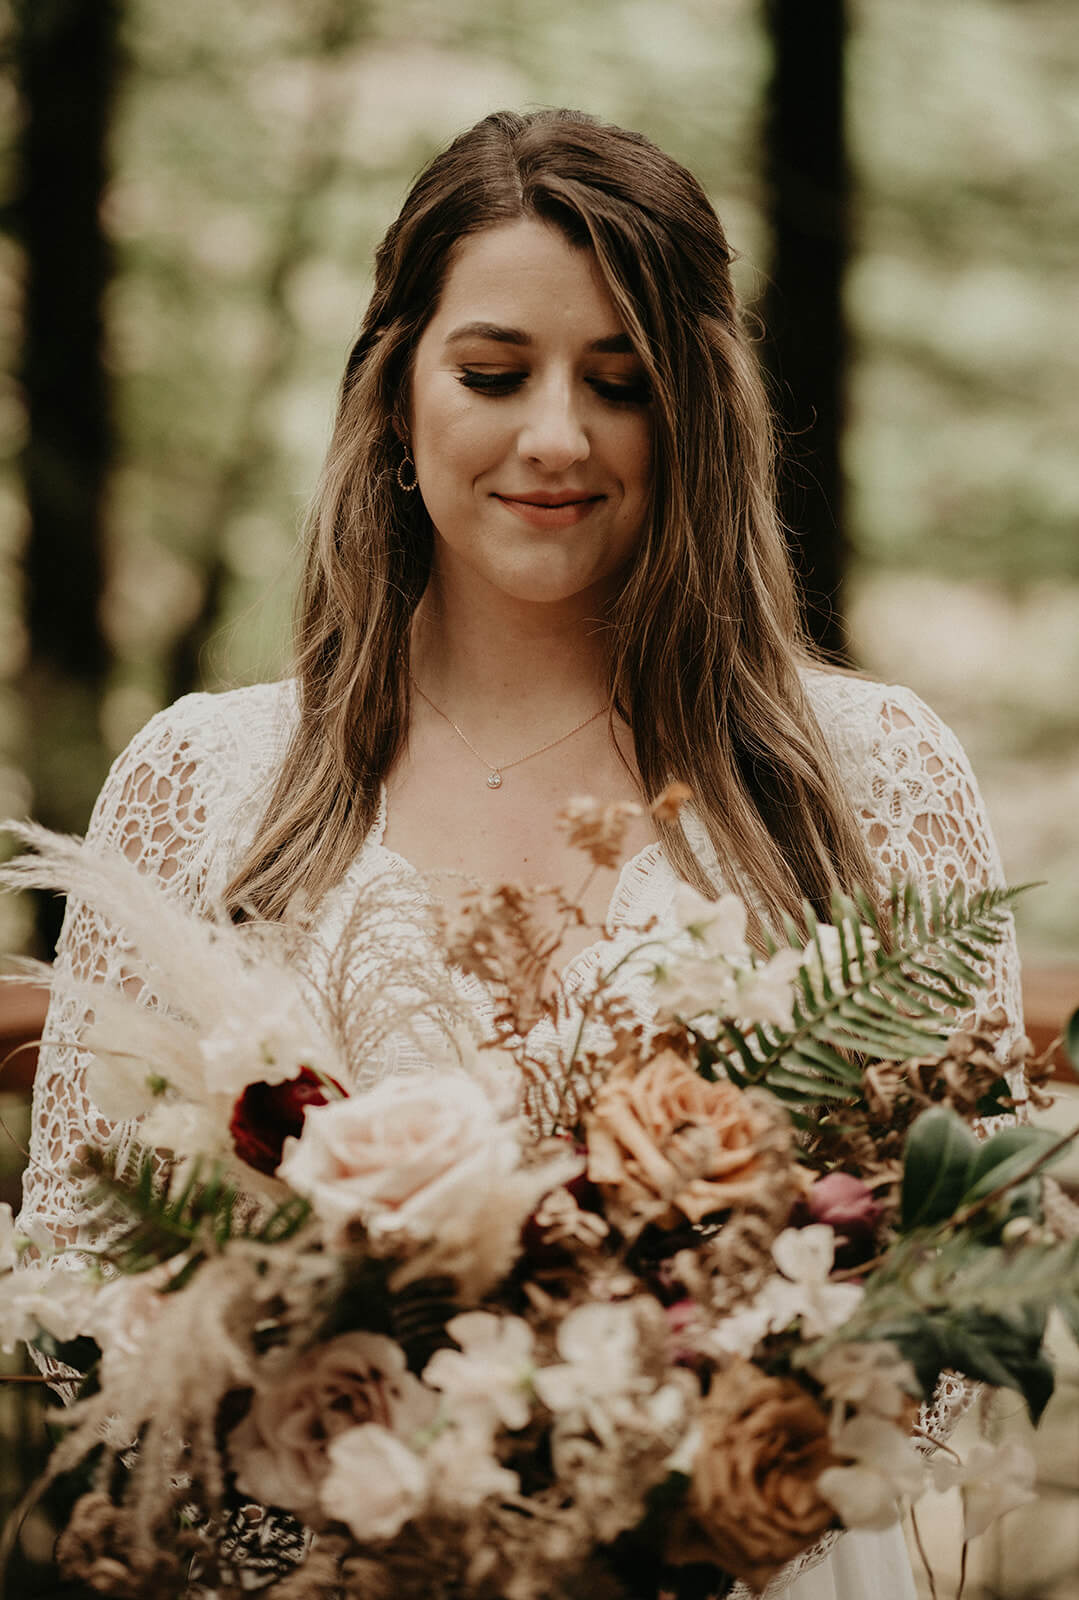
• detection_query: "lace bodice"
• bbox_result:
[14,669,1024,1599]
[18,668,1023,1255]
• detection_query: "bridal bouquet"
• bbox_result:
[1,797,1077,1600]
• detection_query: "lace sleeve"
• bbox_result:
[809,673,1025,1084]
[15,700,226,1271]
[853,683,1025,1080]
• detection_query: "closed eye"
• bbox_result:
[457,369,525,395]
[457,369,652,406]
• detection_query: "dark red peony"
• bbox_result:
[230,1067,343,1176]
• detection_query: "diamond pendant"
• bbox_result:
[487,771,503,789]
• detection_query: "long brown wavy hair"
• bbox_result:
[226,108,876,929]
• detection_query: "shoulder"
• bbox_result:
[801,666,971,788]
[799,665,1003,890]
[86,680,299,906]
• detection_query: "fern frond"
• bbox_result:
[84,1146,310,1276]
[698,881,1021,1107]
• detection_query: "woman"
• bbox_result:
[19,109,1021,1597]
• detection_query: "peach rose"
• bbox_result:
[676,1360,838,1591]
[585,1051,782,1230]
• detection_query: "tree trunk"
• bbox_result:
[13,0,118,950]
[762,0,850,662]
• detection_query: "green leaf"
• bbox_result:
[1057,1293,1079,1351]
[1065,1006,1079,1075]
[901,1107,978,1231]
[961,1126,1063,1204]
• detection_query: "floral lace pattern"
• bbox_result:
[15,670,1024,1598]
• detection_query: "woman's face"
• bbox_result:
[408,218,653,609]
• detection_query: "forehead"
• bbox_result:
[426,217,626,344]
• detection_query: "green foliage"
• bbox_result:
[696,880,1021,1107]
[900,1107,979,1230]
[900,1108,1064,1230]
[85,1146,312,1278]
[1065,1005,1079,1074]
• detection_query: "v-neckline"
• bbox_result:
[362,782,672,1003]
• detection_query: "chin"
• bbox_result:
[490,564,623,607]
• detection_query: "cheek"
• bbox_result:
[616,416,653,496]
[413,381,500,477]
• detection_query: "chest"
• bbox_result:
[381,724,659,977]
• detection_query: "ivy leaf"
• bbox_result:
[900,1107,978,1231]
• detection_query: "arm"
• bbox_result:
[853,683,1025,1092]
[16,701,224,1274]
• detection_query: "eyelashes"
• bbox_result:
[457,369,652,406]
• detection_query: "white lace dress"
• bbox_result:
[17,668,1024,1600]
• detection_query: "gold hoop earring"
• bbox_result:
[397,450,419,492]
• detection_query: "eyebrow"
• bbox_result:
[443,322,635,355]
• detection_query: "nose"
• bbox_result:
[516,374,589,472]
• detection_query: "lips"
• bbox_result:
[493,492,603,529]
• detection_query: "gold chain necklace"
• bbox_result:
[410,678,606,790]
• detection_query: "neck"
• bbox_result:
[410,569,613,720]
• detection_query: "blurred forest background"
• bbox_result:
[1,4,1078,1595]
[1,0,1077,964]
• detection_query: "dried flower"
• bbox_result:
[650,781,693,822]
[229,1333,436,1524]
[586,1051,782,1231]
[230,1066,344,1176]
[557,795,643,870]
[677,1360,838,1590]
[54,1492,183,1598]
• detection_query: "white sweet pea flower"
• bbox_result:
[765,1225,864,1338]
[0,1261,99,1354]
[0,1204,17,1273]
[735,947,805,1029]
[199,1001,328,1097]
[425,1413,520,1510]
[702,1296,776,1359]
[818,1415,925,1529]
[931,1441,1038,1540]
[423,1311,535,1431]
[320,1424,427,1541]
[673,887,751,960]
[810,1341,920,1436]
[533,1301,643,1422]
[652,956,739,1028]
